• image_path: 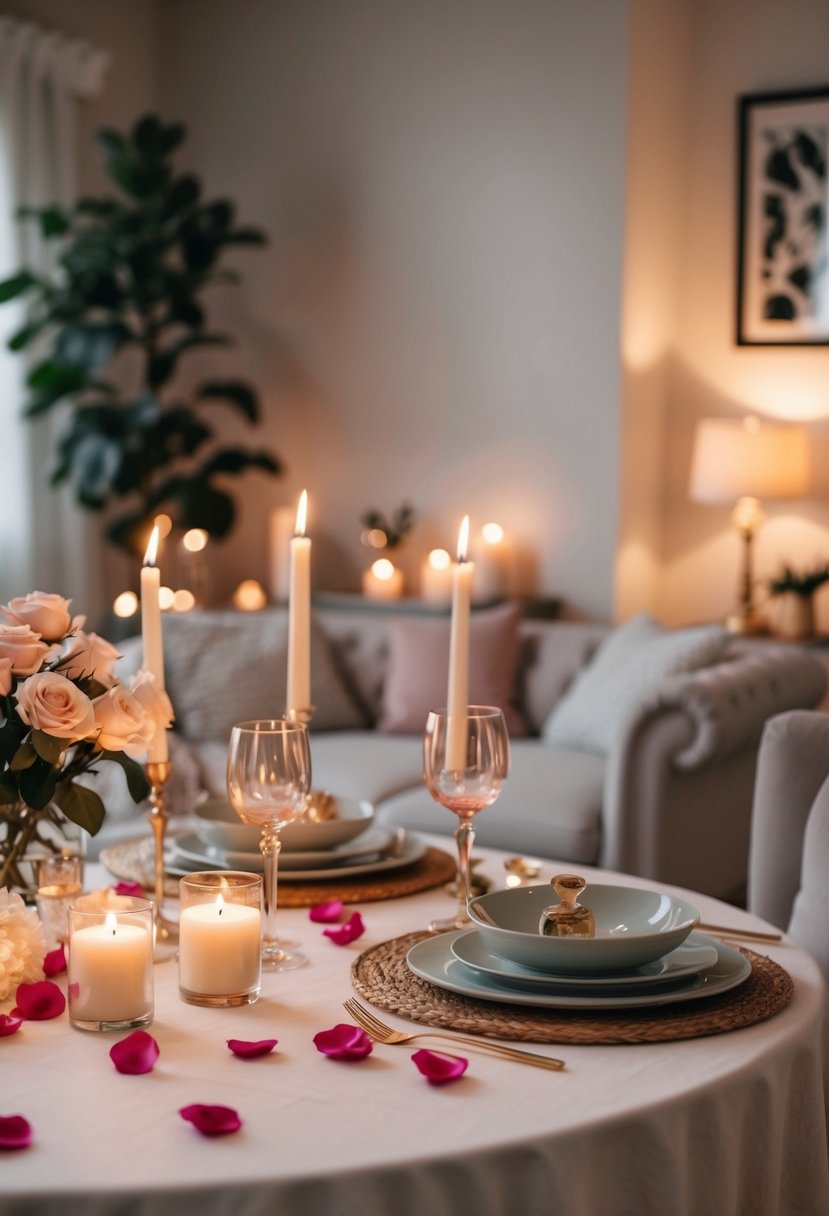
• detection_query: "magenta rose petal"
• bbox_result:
[42,944,67,977]
[322,911,365,946]
[110,1031,159,1075]
[113,881,145,897]
[0,1115,32,1150]
[179,1104,242,1137]
[15,980,65,1020]
[0,1014,23,1037]
[313,1023,373,1060]
[227,1038,278,1059]
[309,899,344,924]
[411,1048,468,1085]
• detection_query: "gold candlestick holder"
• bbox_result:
[145,759,178,947]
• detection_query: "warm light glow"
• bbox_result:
[143,525,160,568]
[172,589,196,612]
[158,586,175,611]
[371,558,395,582]
[295,490,308,538]
[428,548,451,571]
[689,417,810,503]
[365,528,388,548]
[456,516,470,563]
[505,873,523,889]
[216,893,225,916]
[232,579,267,611]
[153,514,173,540]
[105,912,118,935]
[112,591,139,619]
[182,528,208,553]
[481,522,504,545]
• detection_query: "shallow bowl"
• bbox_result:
[468,882,699,975]
[194,795,375,854]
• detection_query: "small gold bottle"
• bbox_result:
[539,874,596,937]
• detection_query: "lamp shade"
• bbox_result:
[689,417,810,504]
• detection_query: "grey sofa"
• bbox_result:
[101,602,827,902]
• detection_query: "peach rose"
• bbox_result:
[2,592,72,642]
[0,624,53,675]
[62,631,121,686]
[92,686,155,757]
[129,669,175,737]
[15,672,96,741]
[0,657,12,697]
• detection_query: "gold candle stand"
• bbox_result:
[146,759,178,945]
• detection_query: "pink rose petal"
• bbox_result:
[113,881,145,897]
[313,1023,373,1060]
[0,1115,32,1150]
[179,1104,242,1137]
[309,899,344,924]
[110,1031,159,1075]
[411,1048,468,1085]
[42,944,67,977]
[15,980,65,1020]
[227,1038,278,1059]
[0,1014,22,1037]
[322,911,365,946]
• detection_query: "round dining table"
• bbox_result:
[2,836,827,1216]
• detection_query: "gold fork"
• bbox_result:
[343,997,565,1071]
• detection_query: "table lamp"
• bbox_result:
[689,416,810,634]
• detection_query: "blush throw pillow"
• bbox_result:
[378,603,528,736]
[542,613,729,755]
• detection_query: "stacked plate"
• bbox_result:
[406,881,752,1011]
[166,795,426,882]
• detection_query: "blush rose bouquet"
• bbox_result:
[0,591,173,893]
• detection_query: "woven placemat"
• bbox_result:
[350,931,794,1045]
[100,837,456,906]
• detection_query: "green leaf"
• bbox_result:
[55,781,106,835]
[223,226,267,246]
[54,322,130,373]
[176,478,236,537]
[196,379,259,423]
[31,730,69,766]
[99,750,151,804]
[0,270,38,303]
[10,742,38,772]
[18,760,58,811]
[37,207,70,239]
[8,317,48,352]
[201,447,280,477]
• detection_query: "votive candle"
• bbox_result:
[68,902,154,1030]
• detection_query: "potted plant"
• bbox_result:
[768,561,829,640]
[0,113,279,559]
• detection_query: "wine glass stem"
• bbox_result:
[454,815,475,924]
[260,827,281,945]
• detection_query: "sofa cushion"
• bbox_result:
[542,614,729,755]
[376,737,604,864]
[377,602,528,737]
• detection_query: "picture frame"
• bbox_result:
[737,86,829,346]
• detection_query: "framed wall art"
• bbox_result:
[737,86,829,345]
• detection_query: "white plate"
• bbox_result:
[406,931,750,1011]
[166,831,427,882]
[450,930,719,992]
[174,827,396,871]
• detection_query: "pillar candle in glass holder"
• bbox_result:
[446,516,474,771]
[420,548,453,604]
[178,872,262,1007]
[68,899,154,1031]
[362,558,404,600]
[286,490,311,717]
[141,526,169,763]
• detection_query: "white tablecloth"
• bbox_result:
[2,840,828,1216]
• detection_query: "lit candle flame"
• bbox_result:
[143,525,160,568]
[482,522,504,545]
[105,911,118,937]
[295,490,308,538]
[216,893,224,918]
[428,548,451,571]
[457,515,470,563]
[371,558,395,582]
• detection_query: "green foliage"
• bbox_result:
[0,113,280,553]
[769,560,829,598]
[360,503,416,550]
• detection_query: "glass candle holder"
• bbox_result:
[68,897,154,1032]
[178,871,262,1007]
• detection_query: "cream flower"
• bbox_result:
[15,672,96,741]
[0,657,12,697]
[0,889,47,1001]
[61,631,121,686]
[2,592,72,642]
[129,669,175,737]
[92,686,155,757]
[0,624,53,676]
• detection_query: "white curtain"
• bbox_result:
[0,18,108,614]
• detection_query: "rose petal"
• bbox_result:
[227,1038,278,1059]
[313,1023,373,1060]
[113,881,145,898]
[110,1031,159,1075]
[309,900,344,924]
[0,1115,32,1150]
[179,1104,242,1137]
[15,980,65,1020]
[322,911,365,946]
[0,1014,22,1037]
[411,1048,468,1085]
[42,944,67,977]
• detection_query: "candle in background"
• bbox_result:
[268,505,296,603]
[178,874,262,1006]
[232,579,267,611]
[286,490,311,716]
[362,557,404,600]
[141,526,169,764]
[68,904,154,1029]
[420,548,453,604]
[446,516,474,771]
[472,522,511,603]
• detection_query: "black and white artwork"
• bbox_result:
[737,87,829,345]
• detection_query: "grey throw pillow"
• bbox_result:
[542,613,729,755]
